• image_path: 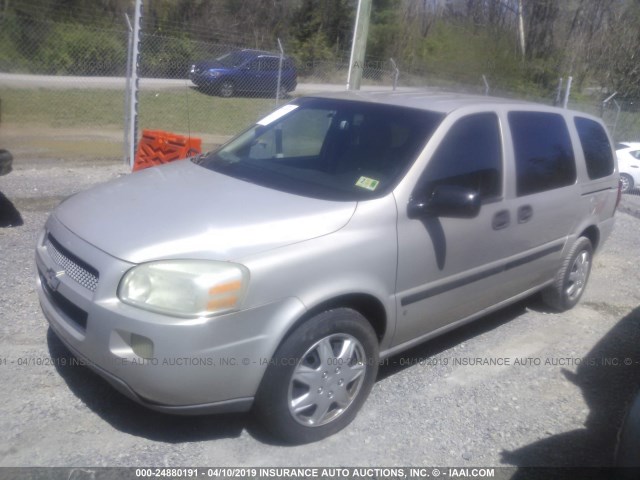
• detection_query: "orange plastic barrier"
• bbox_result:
[133,130,202,172]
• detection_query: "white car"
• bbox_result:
[616,142,640,192]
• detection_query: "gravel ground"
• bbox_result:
[0,157,639,473]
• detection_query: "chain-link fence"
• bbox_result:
[0,13,398,167]
[1,8,639,196]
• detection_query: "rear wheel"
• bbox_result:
[253,308,378,444]
[542,237,593,311]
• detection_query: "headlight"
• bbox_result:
[118,260,249,318]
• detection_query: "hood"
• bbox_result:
[194,60,227,71]
[55,160,356,264]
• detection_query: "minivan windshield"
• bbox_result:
[196,97,444,201]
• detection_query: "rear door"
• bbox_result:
[258,57,281,93]
[504,110,580,282]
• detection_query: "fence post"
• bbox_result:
[123,13,133,166]
[390,58,399,91]
[276,38,284,107]
[611,99,621,139]
[601,91,617,116]
[482,75,490,96]
[562,76,573,109]
[126,0,143,170]
[554,77,563,106]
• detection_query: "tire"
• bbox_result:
[615,390,640,468]
[253,308,379,444]
[542,237,593,312]
[276,84,292,99]
[219,80,235,98]
[0,149,12,176]
[620,173,634,193]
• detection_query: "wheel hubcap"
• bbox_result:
[220,83,233,97]
[288,334,367,427]
[566,250,590,301]
[620,175,630,193]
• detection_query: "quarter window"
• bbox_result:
[419,113,503,200]
[574,117,614,179]
[509,112,576,196]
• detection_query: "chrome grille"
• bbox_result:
[45,235,99,292]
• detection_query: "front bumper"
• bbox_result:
[189,72,223,87]
[35,215,306,414]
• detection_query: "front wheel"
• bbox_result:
[0,149,12,176]
[218,80,235,98]
[620,173,634,193]
[253,308,379,444]
[542,237,593,311]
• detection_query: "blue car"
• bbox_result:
[189,49,297,98]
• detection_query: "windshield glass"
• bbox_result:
[215,51,249,68]
[195,97,444,201]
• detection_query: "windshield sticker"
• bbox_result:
[355,176,380,191]
[256,104,299,126]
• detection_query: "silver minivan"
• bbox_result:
[36,91,620,443]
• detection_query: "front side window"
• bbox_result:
[509,111,576,196]
[196,98,444,200]
[574,116,614,179]
[417,113,503,201]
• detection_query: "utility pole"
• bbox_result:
[346,0,372,91]
[517,0,526,59]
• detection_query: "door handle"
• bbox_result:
[518,205,533,224]
[492,210,510,230]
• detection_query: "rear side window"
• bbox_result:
[259,57,280,71]
[419,113,502,200]
[509,112,576,196]
[574,117,614,179]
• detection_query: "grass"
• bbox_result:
[0,87,279,160]
[0,87,277,134]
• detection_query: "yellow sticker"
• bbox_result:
[355,176,380,191]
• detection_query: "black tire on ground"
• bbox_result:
[542,236,593,312]
[253,308,379,444]
[219,80,235,98]
[0,149,13,176]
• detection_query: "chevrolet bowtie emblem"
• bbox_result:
[44,267,63,292]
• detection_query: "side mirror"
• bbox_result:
[408,185,481,219]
